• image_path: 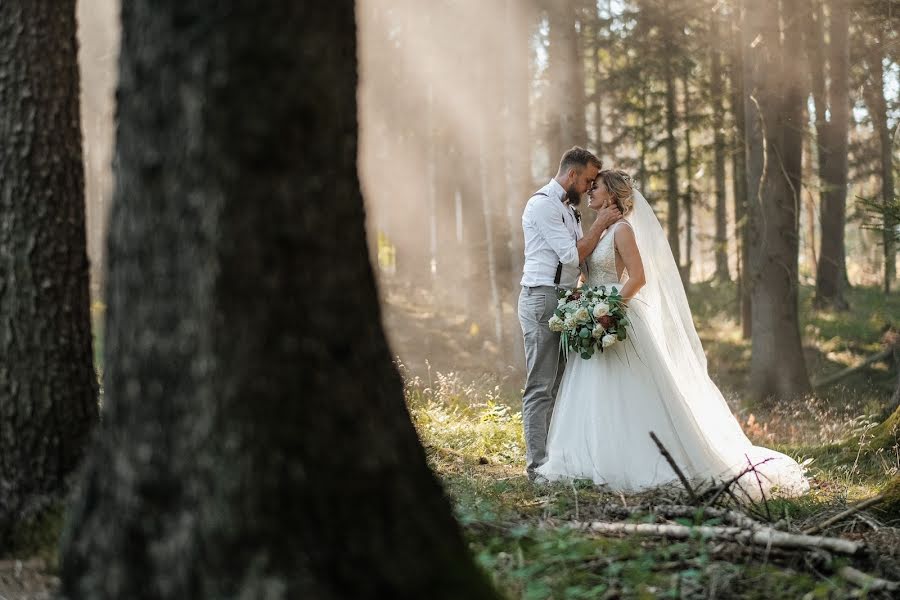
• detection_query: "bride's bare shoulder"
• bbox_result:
[613,220,638,249]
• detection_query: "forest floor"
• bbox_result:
[6,282,898,598]
[392,280,900,598]
[0,561,56,600]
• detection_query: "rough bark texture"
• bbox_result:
[546,1,587,162]
[862,36,896,295]
[711,8,731,282]
[682,69,694,288]
[744,0,812,401]
[0,1,98,534]
[59,3,498,599]
[663,10,681,268]
[730,1,751,338]
[813,0,851,309]
[503,0,534,289]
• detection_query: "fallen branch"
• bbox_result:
[650,432,696,502]
[812,347,893,389]
[802,493,887,536]
[837,565,900,592]
[582,521,863,556]
[603,504,765,530]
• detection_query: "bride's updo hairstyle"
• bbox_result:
[597,170,635,216]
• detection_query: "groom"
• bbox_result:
[518,146,621,482]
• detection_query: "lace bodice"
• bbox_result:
[586,221,629,287]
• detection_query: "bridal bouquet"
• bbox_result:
[549,285,629,359]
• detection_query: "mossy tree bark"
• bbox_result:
[744,0,812,401]
[59,2,498,599]
[0,1,98,538]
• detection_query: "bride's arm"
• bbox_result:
[615,224,645,300]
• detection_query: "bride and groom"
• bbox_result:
[518,147,809,499]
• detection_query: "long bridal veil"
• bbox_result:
[625,188,810,498]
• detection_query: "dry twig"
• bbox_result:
[802,493,887,536]
[649,432,696,502]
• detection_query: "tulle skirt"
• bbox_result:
[536,284,810,500]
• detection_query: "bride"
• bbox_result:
[536,170,809,500]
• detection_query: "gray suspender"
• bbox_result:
[532,190,564,285]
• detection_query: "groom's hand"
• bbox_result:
[577,204,622,262]
[592,205,622,233]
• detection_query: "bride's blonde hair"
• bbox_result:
[597,170,635,215]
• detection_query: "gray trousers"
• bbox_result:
[518,285,566,479]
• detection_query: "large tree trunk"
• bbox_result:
[711,7,731,283]
[730,0,751,338]
[59,3,499,598]
[813,0,851,309]
[862,34,896,295]
[0,0,98,537]
[546,1,587,162]
[681,68,694,288]
[477,48,506,348]
[503,0,534,288]
[639,83,650,187]
[586,3,604,151]
[663,11,681,268]
[744,0,812,401]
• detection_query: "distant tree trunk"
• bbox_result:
[731,0,751,337]
[663,13,681,267]
[639,84,650,187]
[862,36,896,295]
[711,8,731,282]
[0,0,99,538]
[813,0,851,309]
[681,68,694,288]
[744,0,812,401]
[546,1,587,161]
[503,0,534,367]
[805,188,819,278]
[503,0,533,266]
[587,4,604,151]
[425,81,439,293]
[476,45,506,347]
[59,3,500,598]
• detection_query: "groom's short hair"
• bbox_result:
[559,147,602,174]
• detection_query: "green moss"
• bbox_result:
[5,502,65,569]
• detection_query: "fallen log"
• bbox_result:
[812,347,893,389]
[581,521,863,555]
[603,505,765,530]
[837,566,899,593]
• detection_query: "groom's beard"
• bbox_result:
[566,185,582,205]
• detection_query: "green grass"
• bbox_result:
[686,281,899,401]
[405,301,900,599]
[411,391,893,598]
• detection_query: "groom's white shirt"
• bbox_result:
[520,179,584,289]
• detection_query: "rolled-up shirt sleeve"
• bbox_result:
[530,198,579,267]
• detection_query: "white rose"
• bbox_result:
[564,315,577,330]
[591,326,604,339]
[593,302,610,318]
[602,334,617,348]
[574,307,590,323]
[548,315,565,332]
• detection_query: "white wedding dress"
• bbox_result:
[536,191,809,500]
